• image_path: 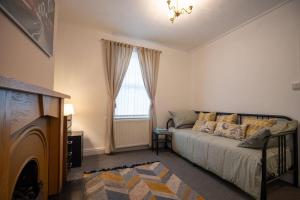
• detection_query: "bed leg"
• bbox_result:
[261,163,267,200]
[294,168,299,187]
[261,145,267,200]
[293,129,299,187]
[260,182,267,200]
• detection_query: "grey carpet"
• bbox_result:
[52,149,300,200]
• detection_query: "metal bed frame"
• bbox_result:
[166,111,298,200]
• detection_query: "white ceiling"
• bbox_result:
[59,0,289,51]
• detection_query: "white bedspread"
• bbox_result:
[169,128,292,199]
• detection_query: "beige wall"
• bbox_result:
[190,0,300,120]
[54,21,192,154]
[0,2,59,89]
[55,0,300,157]
[190,0,300,182]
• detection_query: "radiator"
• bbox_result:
[113,119,150,149]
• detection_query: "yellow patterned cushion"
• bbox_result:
[243,118,276,138]
[198,112,216,121]
[192,120,217,134]
[213,122,248,140]
[216,114,238,124]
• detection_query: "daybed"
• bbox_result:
[167,112,298,200]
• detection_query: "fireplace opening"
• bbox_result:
[12,160,41,200]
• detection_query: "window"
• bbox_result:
[115,50,150,118]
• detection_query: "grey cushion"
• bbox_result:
[169,110,197,128]
[238,129,271,149]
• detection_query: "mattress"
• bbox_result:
[169,128,292,199]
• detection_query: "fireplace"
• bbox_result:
[0,75,69,199]
[13,160,40,200]
[8,117,49,200]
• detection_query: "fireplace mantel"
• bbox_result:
[0,75,69,99]
[0,75,70,199]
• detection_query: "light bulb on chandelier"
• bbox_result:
[166,0,194,23]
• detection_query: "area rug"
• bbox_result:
[83,162,205,200]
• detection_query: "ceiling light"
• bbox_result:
[166,0,194,23]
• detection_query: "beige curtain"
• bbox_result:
[104,40,133,154]
[137,47,161,145]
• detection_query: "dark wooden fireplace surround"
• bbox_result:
[0,75,70,199]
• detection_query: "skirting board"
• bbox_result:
[114,145,150,153]
[83,147,105,156]
[83,145,150,156]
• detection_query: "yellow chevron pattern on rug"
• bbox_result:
[84,162,205,200]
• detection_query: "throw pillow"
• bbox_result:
[169,110,198,128]
[216,114,238,124]
[213,122,248,140]
[192,120,217,134]
[192,120,206,130]
[238,129,271,149]
[269,119,298,134]
[243,118,276,138]
[198,112,217,121]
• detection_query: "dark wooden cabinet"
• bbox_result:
[67,131,83,168]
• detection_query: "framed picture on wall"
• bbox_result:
[0,0,55,56]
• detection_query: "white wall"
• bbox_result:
[190,0,300,119]
[0,1,59,89]
[55,0,300,158]
[190,0,300,182]
[54,21,192,154]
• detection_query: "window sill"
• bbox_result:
[114,116,150,121]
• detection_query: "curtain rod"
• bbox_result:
[100,38,162,53]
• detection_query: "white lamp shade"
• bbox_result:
[64,104,75,116]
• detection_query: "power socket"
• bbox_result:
[292,81,300,90]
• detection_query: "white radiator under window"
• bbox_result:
[113,119,150,149]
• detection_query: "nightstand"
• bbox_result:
[152,128,172,155]
[67,131,83,168]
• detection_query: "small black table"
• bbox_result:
[152,129,172,155]
[67,131,83,168]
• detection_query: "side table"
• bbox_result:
[152,128,172,155]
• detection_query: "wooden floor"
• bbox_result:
[51,149,300,200]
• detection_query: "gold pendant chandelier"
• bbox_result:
[167,0,194,23]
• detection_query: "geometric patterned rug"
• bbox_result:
[83,162,205,200]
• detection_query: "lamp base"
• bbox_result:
[64,115,72,133]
